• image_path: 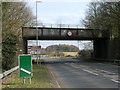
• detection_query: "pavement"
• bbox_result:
[43,57,119,88]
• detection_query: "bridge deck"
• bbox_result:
[22,27,108,40]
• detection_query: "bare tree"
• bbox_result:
[83,1,120,59]
[83,2,120,39]
[2,2,35,38]
[2,1,36,70]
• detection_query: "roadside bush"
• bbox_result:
[65,55,74,57]
[2,33,18,70]
[78,49,93,58]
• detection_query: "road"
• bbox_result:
[43,57,119,88]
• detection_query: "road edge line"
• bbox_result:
[46,65,61,88]
[50,71,61,88]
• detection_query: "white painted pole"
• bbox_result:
[23,78,25,84]
[30,77,31,84]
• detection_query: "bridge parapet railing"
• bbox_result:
[37,23,83,28]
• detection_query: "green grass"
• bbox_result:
[2,64,54,89]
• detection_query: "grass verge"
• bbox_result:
[2,64,54,89]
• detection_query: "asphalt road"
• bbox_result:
[43,57,119,88]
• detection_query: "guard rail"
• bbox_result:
[0,66,19,79]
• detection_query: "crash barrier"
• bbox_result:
[0,66,19,79]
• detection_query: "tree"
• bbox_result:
[46,44,79,52]
[2,33,18,70]
[83,2,120,39]
[83,1,120,59]
[2,1,35,70]
[2,2,35,38]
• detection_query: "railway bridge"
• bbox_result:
[21,25,116,59]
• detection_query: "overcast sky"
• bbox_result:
[27,0,92,50]
[28,1,89,25]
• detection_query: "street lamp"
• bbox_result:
[36,0,42,64]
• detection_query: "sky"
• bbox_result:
[27,0,90,25]
[27,0,92,50]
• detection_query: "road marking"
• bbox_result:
[111,79,120,83]
[95,69,116,75]
[65,63,79,68]
[20,68,31,74]
[50,71,61,88]
[83,69,99,76]
[71,65,79,68]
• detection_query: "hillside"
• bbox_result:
[45,44,79,52]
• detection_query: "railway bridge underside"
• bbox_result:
[22,27,114,59]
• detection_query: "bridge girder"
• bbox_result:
[22,27,110,59]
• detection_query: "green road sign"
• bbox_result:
[19,55,32,77]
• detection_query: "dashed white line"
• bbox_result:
[111,79,120,83]
[95,69,116,75]
[65,63,79,68]
[71,65,79,68]
[83,69,99,76]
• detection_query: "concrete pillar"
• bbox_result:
[93,39,108,59]
[22,39,27,54]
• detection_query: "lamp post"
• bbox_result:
[36,0,42,64]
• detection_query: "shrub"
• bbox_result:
[2,33,18,70]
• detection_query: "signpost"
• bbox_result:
[19,55,32,84]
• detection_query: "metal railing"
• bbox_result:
[29,23,86,29]
[0,66,19,79]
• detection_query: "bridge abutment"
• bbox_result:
[93,39,108,59]
[94,39,120,59]
[107,39,120,59]
[22,39,27,54]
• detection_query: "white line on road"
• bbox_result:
[71,65,79,69]
[95,69,116,75]
[50,71,61,88]
[111,79,120,83]
[83,69,99,76]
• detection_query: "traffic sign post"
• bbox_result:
[19,55,32,84]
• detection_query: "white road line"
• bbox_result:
[50,71,61,88]
[111,79,120,83]
[95,69,116,75]
[71,65,79,68]
[83,69,99,76]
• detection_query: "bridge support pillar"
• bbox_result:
[93,39,108,59]
[22,39,27,54]
[107,39,120,59]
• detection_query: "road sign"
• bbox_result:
[67,31,73,36]
[19,55,32,77]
